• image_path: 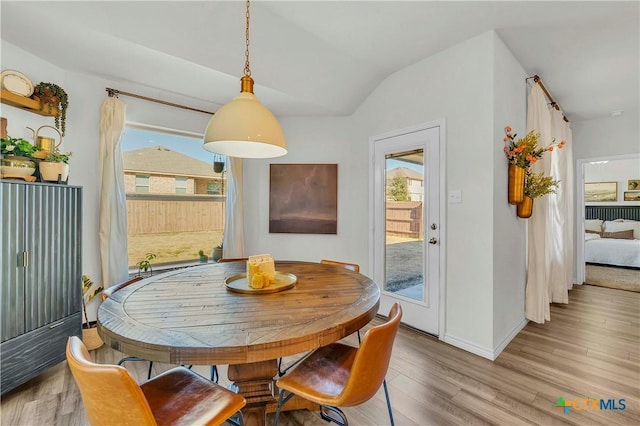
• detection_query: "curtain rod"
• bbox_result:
[105,88,215,115]
[525,75,569,123]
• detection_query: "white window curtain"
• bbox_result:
[99,97,129,287]
[222,157,245,258]
[525,84,573,323]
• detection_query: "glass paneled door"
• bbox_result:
[371,124,441,335]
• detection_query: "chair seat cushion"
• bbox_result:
[141,367,245,426]
[276,343,357,406]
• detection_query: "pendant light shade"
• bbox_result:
[203,78,287,158]
[202,1,287,159]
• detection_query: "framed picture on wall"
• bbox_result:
[623,191,640,201]
[269,164,338,234]
[628,179,640,190]
[584,181,617,202]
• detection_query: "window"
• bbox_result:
[207,181,222,195]
[135,175,150,193]
[175,177,187,194]
[121,126,226,268]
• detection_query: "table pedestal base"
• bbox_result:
[228,360,319,426]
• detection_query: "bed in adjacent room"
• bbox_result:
[584,217,640,268]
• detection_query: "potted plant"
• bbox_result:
[81,274,104,350]
[136,252,157,276]
[502,125,565,205]
[212,240,223,262]
[213,154,225,173]
[198,250,209,263]
[32,82,69,136]
[517,171,560,219]
[0,136,38,178]
[39,147,72,182]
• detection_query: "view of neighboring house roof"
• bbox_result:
[122,146,221,178]
[386,166,423,181]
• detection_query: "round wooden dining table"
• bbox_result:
[97,260,380,426]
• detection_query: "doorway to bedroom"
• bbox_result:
[578,153,640,292]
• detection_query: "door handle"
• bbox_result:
[429,237,438,245]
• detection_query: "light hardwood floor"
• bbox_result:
[1,284,638,425]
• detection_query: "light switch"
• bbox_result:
[448,190,462,203]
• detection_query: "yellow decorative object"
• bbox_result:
[225,271,296,294]
[517,196,534,219]
[508,163,525,205]
[247,254,275,289]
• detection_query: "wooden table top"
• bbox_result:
[97,261,380,366]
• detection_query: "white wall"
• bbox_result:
[350,31,526,357]
[244,116,361,264]
[491,33,528,352]
[572,110,640,160]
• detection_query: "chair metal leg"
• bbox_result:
[210,365,219,383]
[320,406,348,426]
[274,389,295,426]
[278,352,310,377]
[383,379,394,426]
[117,357,154,380]
[117,356,145,365]
[226,410,244,426]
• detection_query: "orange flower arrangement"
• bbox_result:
[503,126,565,170]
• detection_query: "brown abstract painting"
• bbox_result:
[269,164,337,234]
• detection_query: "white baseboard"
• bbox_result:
[443,334,495,360]
[444,317,528,361]
[492,317,528,359]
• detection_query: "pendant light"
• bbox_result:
[203,0,287,158]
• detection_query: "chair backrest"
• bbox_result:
[66,336,157,426]
[320,259,360,273]
[217,257,249,263]
[101,276,144,301]
[337,303,402,406]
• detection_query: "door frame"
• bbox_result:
[575,152,640,285]
[368,119,447,339]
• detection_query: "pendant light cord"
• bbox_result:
[244,0,251,77]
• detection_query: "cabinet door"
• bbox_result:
[24,184,82,332]
[0,182,27,342]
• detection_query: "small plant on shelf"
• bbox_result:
[136,252,157,276]
[44,148,72,164]
[198,250,209,263]
[1,136,38,158]
[39,147,72,182]
[32,82,69,136]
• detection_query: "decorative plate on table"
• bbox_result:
[0,70,34,97]
[225,271,297,294]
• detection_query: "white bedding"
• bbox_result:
[585,237,640,268]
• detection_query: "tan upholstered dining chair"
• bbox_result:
[277,259,362,377]
[274,303,402,426]
[320,259,360,272]
[66,336,246,426]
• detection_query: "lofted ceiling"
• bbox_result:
[1,1,638,122]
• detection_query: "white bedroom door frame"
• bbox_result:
[369,120,446,337]
[575,152,640,285]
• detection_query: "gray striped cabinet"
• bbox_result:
[0,181,82,394]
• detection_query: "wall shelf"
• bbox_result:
[0,89,58,117]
